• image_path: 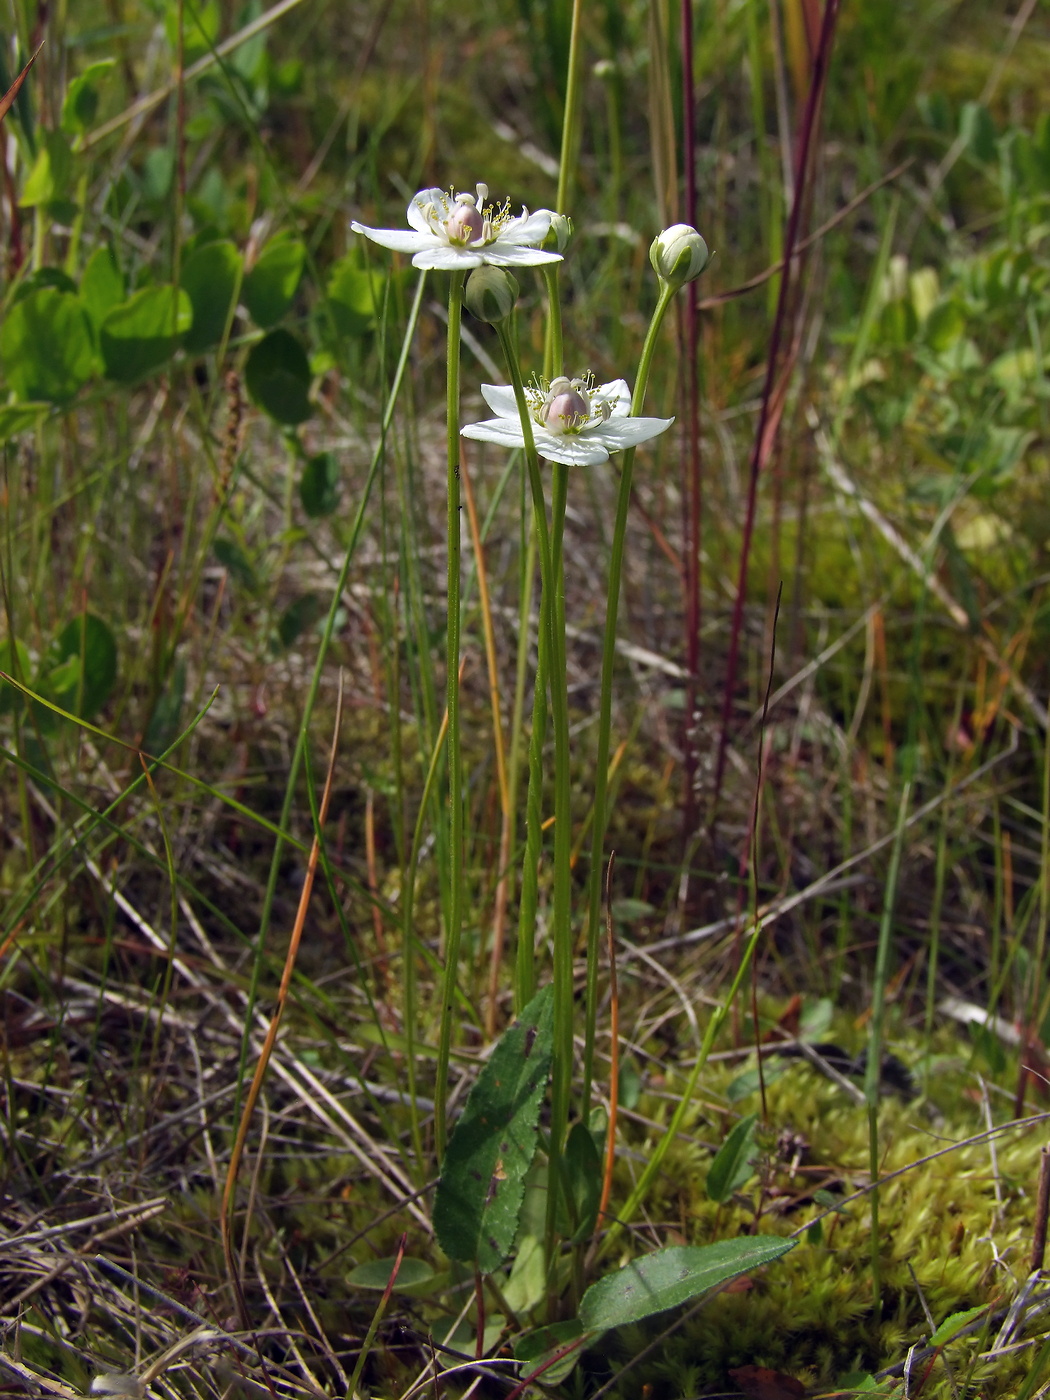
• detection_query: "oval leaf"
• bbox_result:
[578,1236,796,1331]
[433,985,553,1274]
[245,328,312,424]
[243,237,306,327]
[0,288,94,404]
[100,285,192,382]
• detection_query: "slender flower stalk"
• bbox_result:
[434,270,466,1162]
[489,318,575,1285]
[581,279,678,1118]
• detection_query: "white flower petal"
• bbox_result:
[351,223,435,255]
[462,419,529,449]
[590,416,674,450]
[482,245,563,267]
[596,379,632,417]
[412,246,486,270]
[479,384,520,418]
[407,188,446,233]
[535,434,611,466]
[499,209,554,245]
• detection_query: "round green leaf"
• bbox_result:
[299,452,341,517]
[245,329,312,424]
[100,285,192,382]
[243,238,306,327]
[0,288,95,404]
[578,1237,796,1331]
[180,240,242,353]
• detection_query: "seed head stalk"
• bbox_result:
[434,269,467,1163]
[582,280,677,1118]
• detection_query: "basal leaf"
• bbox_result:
[578,1237,796,1331]
[100,285,192,382]
[245,328,312,424]
[243,237,306,327]
[0,288,94,404]
[180,239,242,353]
[433,984,553,1273]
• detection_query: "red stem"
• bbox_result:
[711,0,842,811]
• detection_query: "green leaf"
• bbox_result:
[299,451,341,517]
[926,300,965,353]
[0,289,95,404]
[245,328,312,424]
[61,59,115,135]
[346,1256,434,1293]
[706,1113,759,1203]
[43,614,118,720]
[277,592,324,649]
[960,100,996,163]
[611,897,656,923]
[618,1054,642,1111]
[578,1236,796,1331]
[562,1121,602,1242]
[143,660,186,757]
[243,237,306,327]
[81,246,124,328]
[726,1059,789,1104]
[433,984,553,1273]
[20,128,72,207]
[180,239,242,353]
[326,257,384,337]
[213,537,258,591]
[930,1305,987,1348]
[100,285,192,382]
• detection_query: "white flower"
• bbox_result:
[350,183,563,271]
[462,375,673,467]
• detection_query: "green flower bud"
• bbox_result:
[649,224,711,289]
[464,266,519,324]
[542,213,574,254]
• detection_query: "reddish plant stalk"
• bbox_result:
[711,0,841,810]
[680,0,704,867]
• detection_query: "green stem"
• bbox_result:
[543,263,564,381]
[582,280,677,1117]
[434,270,467,1164]
[555,0,586,216]
[495,319,573,1292]
[516,604,547,1011]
